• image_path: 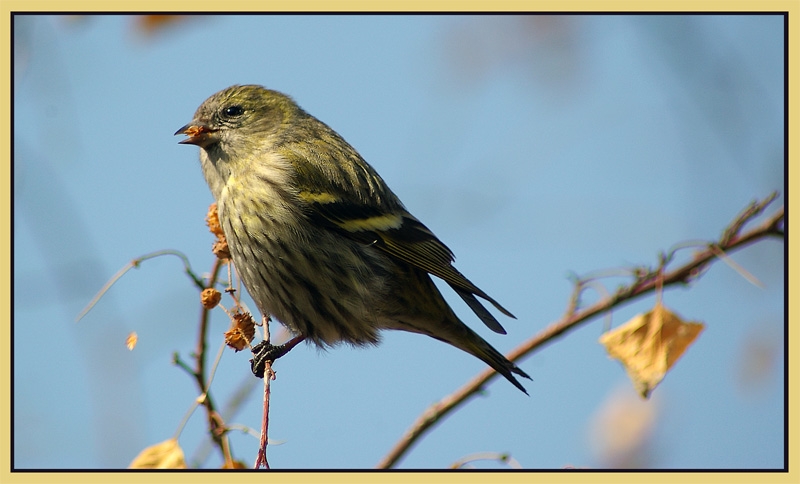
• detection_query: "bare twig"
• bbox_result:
[255,315,273,470]
[75,249,203,322]
[182,256,236,464]
[376,194,784,469]
[450,451,523,469]
[254,363,275,469]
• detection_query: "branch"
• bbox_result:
[254,362,274,469]
[376,193,784,469]
[174,256,236,466]
[255,315,273,469]
[75,249,204,322]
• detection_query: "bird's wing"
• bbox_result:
[289,149,515,334]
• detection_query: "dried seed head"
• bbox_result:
[200,288,222,309]
[224,310,256,352]
[206,203,225,238]
[212,239,231,260]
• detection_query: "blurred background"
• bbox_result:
[13,14,784,469]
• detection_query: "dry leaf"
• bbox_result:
[599,302,704,398]
[129,438,187,469]
[135,15,187,36]
[125,332,138,351]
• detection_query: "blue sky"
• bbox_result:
[13,14,784,470]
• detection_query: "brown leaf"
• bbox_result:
[599,302,704,398]
[135,15,188,36]
[129,438,187,469]
[125,332,138,351]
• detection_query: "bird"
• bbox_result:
[176,84,530,393]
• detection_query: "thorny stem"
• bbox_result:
[376,194,784,469]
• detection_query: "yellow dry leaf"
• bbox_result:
[125,332,138,351]
[128,438,187,469]
[599,302,704,398]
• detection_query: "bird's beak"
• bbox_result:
[174,122,219,147]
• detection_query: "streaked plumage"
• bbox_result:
[176,85,530,393]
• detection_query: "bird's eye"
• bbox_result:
[223,105,244,118]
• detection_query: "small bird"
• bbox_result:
[176,85,530,393]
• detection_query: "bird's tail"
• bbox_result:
[440,321,531,395]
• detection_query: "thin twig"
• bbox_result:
[254,364,275,469]
[450,451,523,469]
[185,257,235,463]
[75,249,203,322]
[255,315,273,469]
[376,194,783,469]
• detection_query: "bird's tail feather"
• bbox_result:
[445,324,531,395]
